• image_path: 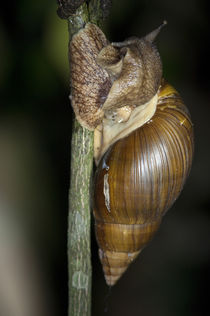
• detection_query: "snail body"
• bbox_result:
[70,23,194,286]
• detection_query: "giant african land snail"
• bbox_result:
[69,22,194,286]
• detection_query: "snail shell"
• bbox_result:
[69,23,194,286]
[93,81,194,286]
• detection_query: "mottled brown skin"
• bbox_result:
[93,81,194,286]
[70,23,163,130]
[69,23,111,130]
[98,40,162,111]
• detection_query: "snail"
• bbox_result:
[69,22,194,286]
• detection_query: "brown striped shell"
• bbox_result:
[93,81,194,286]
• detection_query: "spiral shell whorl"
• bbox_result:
[99,249,140,286]
[95,220,161,286]
[93,81,193,285]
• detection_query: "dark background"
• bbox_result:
[0,0,210,315]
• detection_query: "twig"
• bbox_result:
[56,1,112,315]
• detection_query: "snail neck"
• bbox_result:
[94,92,158,165]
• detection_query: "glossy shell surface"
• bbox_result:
[93,81,194,286]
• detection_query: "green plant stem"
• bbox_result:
[68,119,93,316]
[66,1,110,315]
